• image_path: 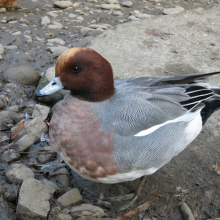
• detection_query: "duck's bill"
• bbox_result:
[36,77,64,97]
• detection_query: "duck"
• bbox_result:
[36,47,220,209]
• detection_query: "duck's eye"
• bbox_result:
[72,66,81,73]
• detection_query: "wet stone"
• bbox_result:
[70,204,105,217]
[4,66,40,86]
[57,188,82,207]
[5,163,35,184]
[1,149,21,163]
[16,178,55,219]
[3,184,19,202]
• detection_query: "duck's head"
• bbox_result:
[36,47,115,102]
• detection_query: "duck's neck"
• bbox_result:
[70,85,115,102]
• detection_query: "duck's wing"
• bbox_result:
[112,72,220,136]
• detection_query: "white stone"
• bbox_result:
[89,24,108,30]
[68,13,77,18]
[48,21,63,29]
[128,15,140,21]
[47,46,69,55]
[16,178,55,219]
[8,21,18,24]
[107,0,119,4]
[80,27,94,37]
[41,16,51,25]
[47,38,66,46]
[77,16,84,21]
[133,10,141,14]
[54,1,72,9]
[32,104,50,121]
[135,13,151,19]
[47,11,58,18]
[57,188,82,207]
[88,0,98,2]
[0,8,6,13]
[0,44,4,55]
[113,10,123,16]
[4,46,18,50]
[122,1,133,7]
[5,163,35,184]
[101,4,121,10]
[24,35,33,43]
[12,31,22,36]
[72,2,80,7]
[163,6,185,15]
[1,20,7,23]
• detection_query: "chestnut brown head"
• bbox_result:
[55,47,115,102]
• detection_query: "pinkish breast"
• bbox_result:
[49,94,117,179]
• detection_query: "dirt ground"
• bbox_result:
[1,0,220,220]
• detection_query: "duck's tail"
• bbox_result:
[152,71,220,125]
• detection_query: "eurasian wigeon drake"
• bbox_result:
[37,47,220,209]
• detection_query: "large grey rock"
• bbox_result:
[11,117,48,151]
[36,66,69,104]
[5,163,35,184]
[57,188,82,207]
[4,66,40,85]
[89,7,220,79]
[16,178,55,219]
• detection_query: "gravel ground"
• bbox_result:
[0,0,220,220]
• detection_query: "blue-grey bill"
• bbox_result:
[36,77,64,96]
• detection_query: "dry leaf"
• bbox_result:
[11,120,25,141]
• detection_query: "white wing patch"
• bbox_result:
[134,108,202,137]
